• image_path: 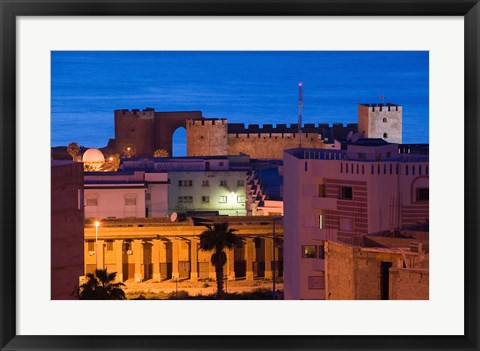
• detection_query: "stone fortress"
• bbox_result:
[105,103,402,158]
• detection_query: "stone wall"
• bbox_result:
[389,268,429,300]
[227,133,326,159]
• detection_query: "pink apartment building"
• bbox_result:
[283,139,429,299]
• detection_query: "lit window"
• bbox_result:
[317,214,325,229]
[340,186,353,200]
[237,196,245,203]
[416,188,429,201]
[201,196,209,203]
[219,196,227,203]
[302,245,317,258]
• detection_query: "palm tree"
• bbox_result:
[123,143,136,158]
[78,269,126,300]
[199,222,241,299]
[153,149,170,158]
[67,142,80,160]
[99,154,120,171]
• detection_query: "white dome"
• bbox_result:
[82,148,105,163]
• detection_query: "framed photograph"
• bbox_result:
[1,1,479,350]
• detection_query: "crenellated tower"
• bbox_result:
[358,103,402,144]
[186,119,228,156]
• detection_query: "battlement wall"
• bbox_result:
[114,108,155,119]
[227,122,357,135]
[359,103,402,112]
[187,119,228,127]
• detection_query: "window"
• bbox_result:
[318,184,326,197]
[145,193,151,201]
[179,180,193,187]
[106,241,113,251]
[412,166,415,175]
[308,276,325,290]
[86,198,98,206]
[358,153,366,160]
[340,186,353,200]
[237,180,245,187]
[416,188,429,201]
[318,242,325,259]
[419,165,422,175]
[178,180,182,187]
[77,189,83,210]
[406,165,409,175]
[220,180,227,187]
[179,196,193,203]
[219,161,224,166]
[186,196,193,203]
[237,196,245,203]
[178,196,183,203]
[390,164,393,174]
[125,197,136,206]
[305,162,308,172]
[371,165,374,175]
[340,163,343,173]
[356,164,359,174]
[219,196,227,203]
[202,180,209,187]
[387,152,392,158]
[383,132,388,138]
[302,245,317,258]
[340,217,353,232]
[316,214,325,229]
[362,165,364,174]
[383,118,387,123]
[383,164,386,174]
[201,196,209,203]
[87,241,94,251]
[188,180,193,187]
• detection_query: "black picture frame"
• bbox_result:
[1,1,479,350]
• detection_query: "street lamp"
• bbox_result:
[94,221,100,268]
[272,216,282,297]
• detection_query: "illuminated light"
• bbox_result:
[298,82,303,86]
[109,157,113,161]
[227,192,236,205]
[94,221,100,227]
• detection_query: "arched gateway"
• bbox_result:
[111,108,202,157]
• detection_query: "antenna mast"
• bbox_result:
[298,82,304,148]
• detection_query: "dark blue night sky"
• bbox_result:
[51,51,428,155]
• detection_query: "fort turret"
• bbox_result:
[358,103,402,144]
[186,119,228,156]
[114,108,155,157]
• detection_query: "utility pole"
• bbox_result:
[298,82,304,148]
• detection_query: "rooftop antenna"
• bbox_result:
[298,82,304,148]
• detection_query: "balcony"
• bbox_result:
[311,196,337,209]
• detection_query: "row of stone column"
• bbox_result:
[92,236,277,283]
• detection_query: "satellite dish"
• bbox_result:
[346,131,353,141]
[351,132,360,143]
[170,212,178,223]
